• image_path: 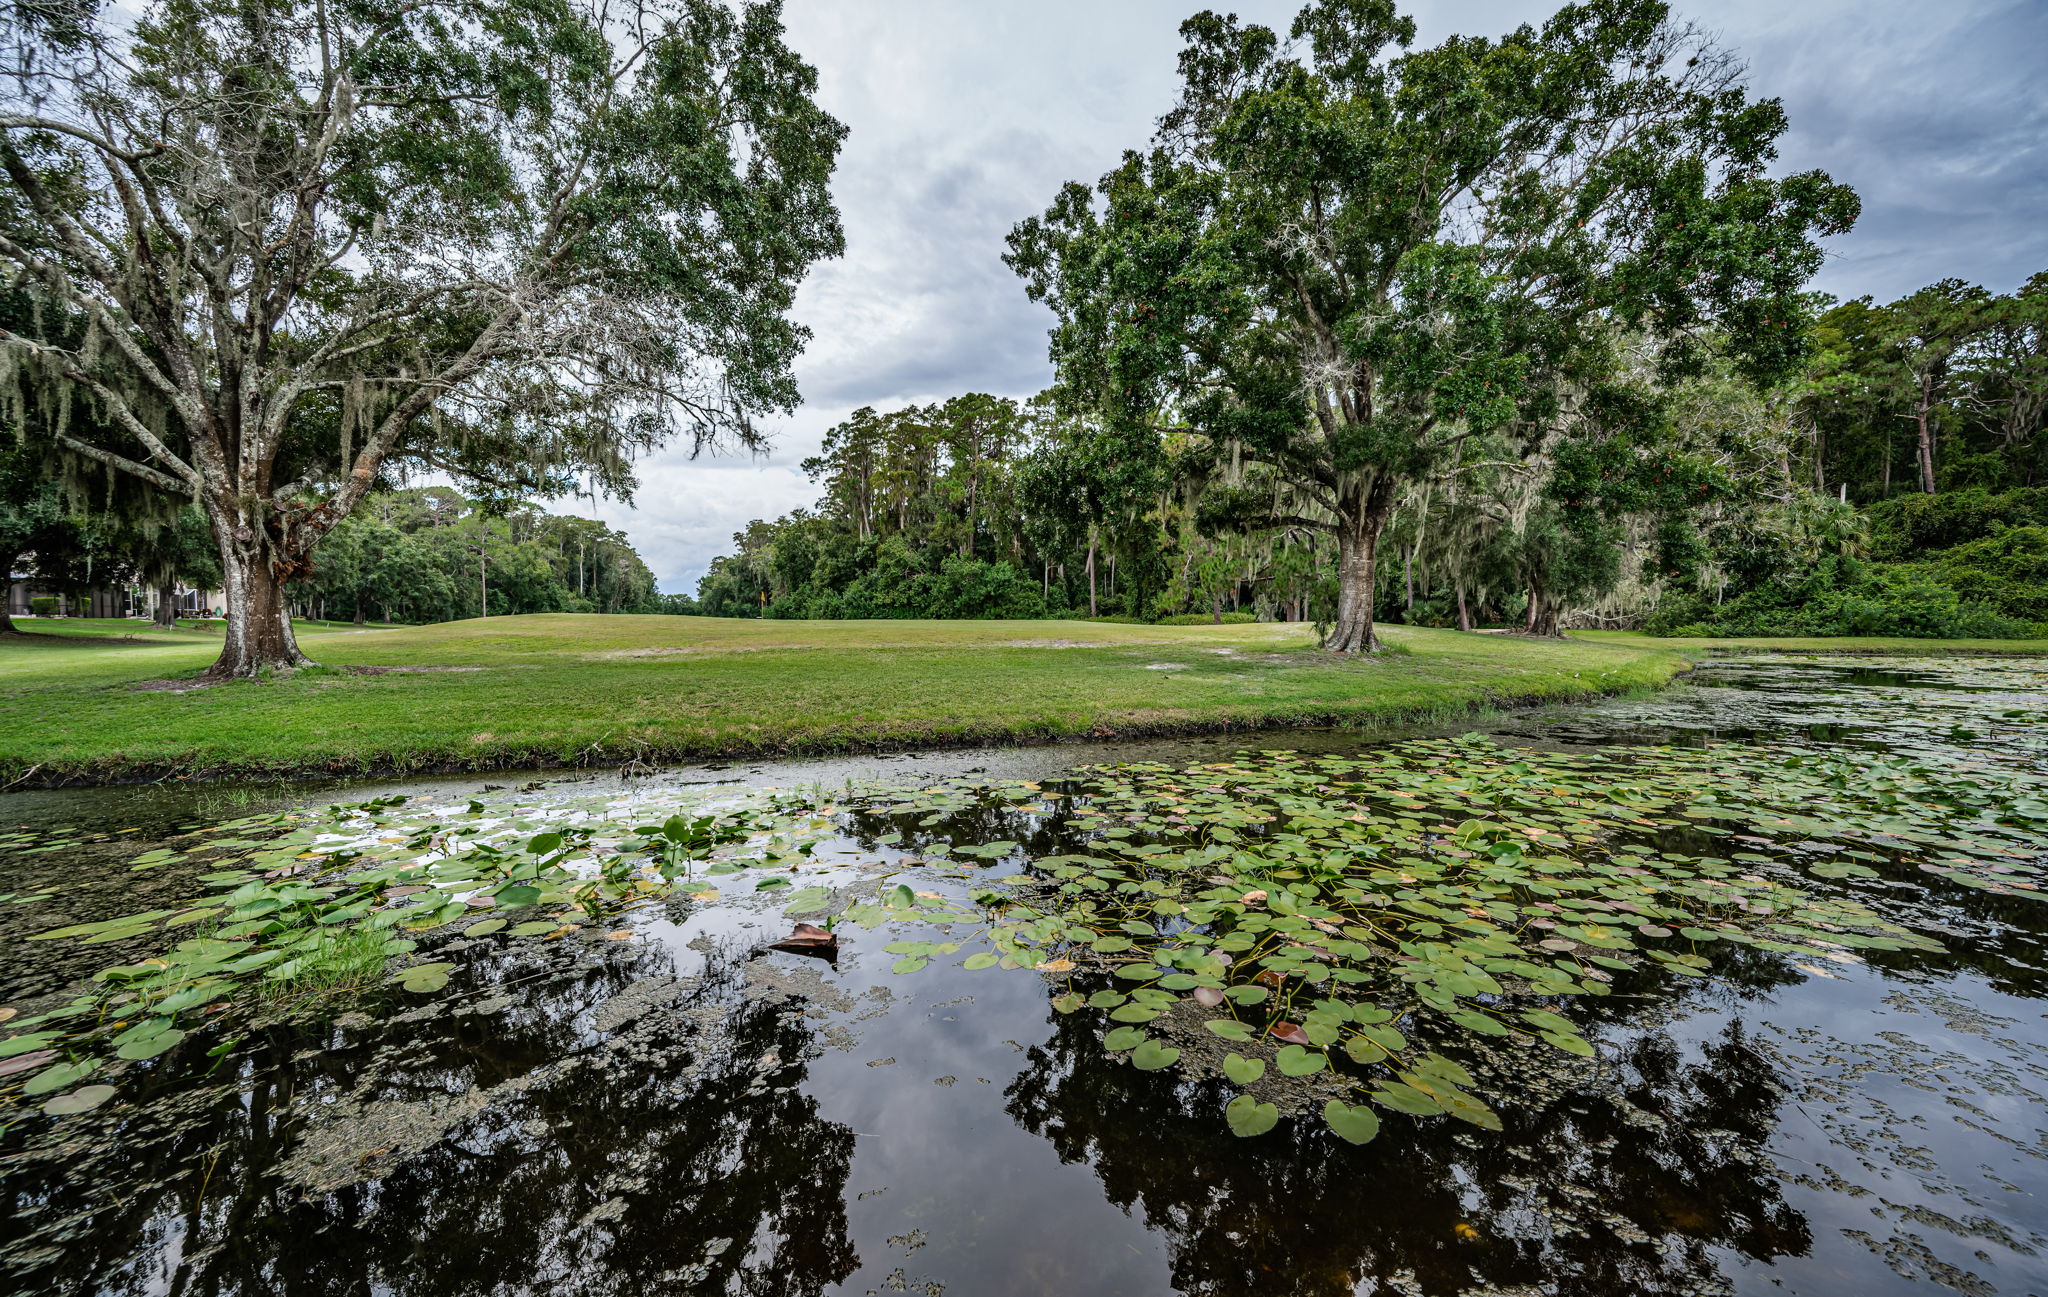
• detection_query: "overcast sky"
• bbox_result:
[596,0,2048,594]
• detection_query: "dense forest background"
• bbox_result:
[6,484,659,625]
[689,272,2048,639]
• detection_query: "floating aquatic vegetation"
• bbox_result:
[0,786,846,1121]
[833,733,2044,1144]
[6,708,2043,1144]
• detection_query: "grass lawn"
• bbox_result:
[1576,630,2048,656]
[0,614,1690,785]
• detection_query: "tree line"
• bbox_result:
[693,264,2047,639]
[3,473,661,630]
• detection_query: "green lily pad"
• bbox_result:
[1323,1100,1381,1145]
[1225,1094,1279,1137]
[41,1084,116,1116]
[1222,1053,1265,1086]
[1130,1039,1180,1071]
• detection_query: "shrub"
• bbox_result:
[1157,611,1258,625]
[1646,559,2047,640]
[924,557,1047,621]
[1865,487,2048,559]
[1930,526,2048,622]
[29,596,59,616]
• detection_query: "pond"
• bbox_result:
[2,656,2045,1297]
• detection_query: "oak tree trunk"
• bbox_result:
[1324,482,1395,653]
[1325,524,1383,652]
[206,536,312,678]
[1455,582,1472,632]
[0,554,14,635]
[1525,582,1562,637]
[153,581,179,629]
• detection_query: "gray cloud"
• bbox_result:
[600,0,2046,592]
[1730,0,2047,302]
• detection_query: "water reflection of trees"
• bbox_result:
[1004,1008,1808,1297]
[2,942,859,1297]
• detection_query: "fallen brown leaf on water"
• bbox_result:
[769,922,839,954]
[604,930,634,941]
[1269,1022,1311,1045]
[1239,890,1268,905]
[0,1050,55,1076]
[1034,958,1076,973]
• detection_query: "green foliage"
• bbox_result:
[696,395,1250,624]
[257,926,391,1009]
[28,596,58,617]
[653,592,701,616]
[1008,0,1855,649]
[1926,527,2048,622]
[0,0,845,672]
[1157,612,1258,626]
[1866,487,2048,558]
[1799,272,2047,501]
[1654,479,2048,639]
[1648,553,2046,640]
[298,489,660,623]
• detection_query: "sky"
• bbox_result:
[594,0,2048,594]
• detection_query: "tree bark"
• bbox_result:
[1325,524,1383,652]
[153,580,178,629]
[206,542,311,677]
[1525,582,1561,637]
[0,553,14,634]
[1455,582,1472,632]
[1324,481,1394,653]
[1085,531,1098,618]
[1915,373,1938,494]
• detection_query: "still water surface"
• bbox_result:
[2,656,2046,1297]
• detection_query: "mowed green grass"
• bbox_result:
[0,614,1689,783]
[1577,630,2048,656]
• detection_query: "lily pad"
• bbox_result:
[1225,1094,1279,1137]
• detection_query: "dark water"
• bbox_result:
[3,657,2047,1297]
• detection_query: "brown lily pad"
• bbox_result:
[768,923,839,955]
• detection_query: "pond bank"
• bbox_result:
[0,615,1689,788]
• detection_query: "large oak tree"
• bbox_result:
[1007,0,1856,650]
[0,0,843,675]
